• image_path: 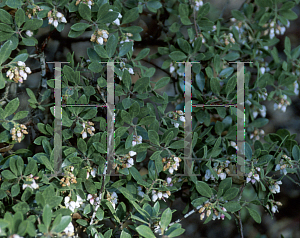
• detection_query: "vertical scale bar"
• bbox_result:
[54,62,62,175]
[47,61,69,177]
[184,62,193,176]
[236,62,245,175]
[106,62,117,176]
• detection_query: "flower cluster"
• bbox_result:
[90,29,109,45]
[169,110,185,128]
[26,5,42,19]
[10,124,28,143]
[204,160,231,181]
[118,61,134,80]
[75,0,94,9]
[152,190,171,202]
[64,195,84,212]
[87,193,100,205]
[265,200,282,214]
[81,121,95,139]
[260,62,270,75]
[246,167,260,184]
[63,222,75,237]
[269,180,283,194]
[6,61,32,83]
[253,105,267,118]
[23,174,39,190]
[162,155,182,174]
[198,201,227,221]
[109,9,122,25]
[249,129,265,141]
[265,20,290,39]
[112,151,136,170]
[106,191,118,209]
[224,33,236,45]
[47,10,67,28]
[229,18,247,44]
[60,166,77,187]
[273,95,290,112]
[132,135,142,146]
[194,0,204,11]
[275,154,293,175]
[86,167,97,179]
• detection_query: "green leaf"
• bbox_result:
[160,208,172,233]
[125,133,133,149]
[23,19,43,30]
[196,181,212,198]
[120,230,132,238]
[197,2,210,18]
[12,202,30,214]
[78,138,87,154]
[136,225,156,238]
[70,23,90,31]
[106,34,118,58]
[84,180,97,194]
[222,187,239,200]
[292,145,300,161]
[51,216,72,233]
[168,228,185,238]
[218,178,232,195]
[246,207,261,223]
[0,9,13,24]
[22,37,38,46]
[279,10,297,20]
[122,7,139,24]
[179,3,192,25]
[255,0,272,8]
[210,77,220,95]
[226,76,236,96]
[129,167,151,187]
[138,116,156,125]
[15,9,25,27]
[231,10,245,20]
[4,97,19,118]
[249,118,269,128]
[95,45,109,58]
[98,11,119,24]
[223,201,241,212]
[177,38,191,54]
[135,48,150,61]
[119,42,133,57]
[11,184,20,197]
[0,40,13,65]
[148,130,159,145]
[43,204,52,230]
[224,52,240,61]
[169,51,187,61]
[153,77,170,90]
[6,0,22,8]
[12,111,28,121]
[0,23,13,32]
[133,77,150,94]
[147,1,162,13]
[78,3,91,20]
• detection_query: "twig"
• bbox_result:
[193,6,199,36]
[0,83,11,103]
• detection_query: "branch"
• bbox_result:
[219,0,230,19]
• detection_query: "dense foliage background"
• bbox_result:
[0,0,300,237]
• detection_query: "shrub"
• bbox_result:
[0,0,300,237]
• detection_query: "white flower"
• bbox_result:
[204,169,211,181]
[152,193,158,202]
[82,131,87,139]
[174,123,179,128]
[259,105,267,117]
[127,158,134,166]
[260,67,266,75]
[64,222,74,236]
[157,192,162,199]
[129,151,136,156]
[132,140,137,146]
[170,65,175,73]
[49,18,53,24]
[17,130,22,138]
[281,105,287,112]
[18,61,25,67]
[61,17,67,23]
[6,70,11,77]
[128,68,134,74]
[167,177,172,184]
[137,187,145,197]
[26,30,33,37]
[169,167,174,174]
[253,174,260,182]
[91,168,97,177]
[219,173,226,180]
[25,67,31,74]
[271,205,278,213]
[113,18,120,25]
[97,37,104,45]
[56,12,63,18]
[88,0,93,6]
[53,20,58,28]
[179,116,185,122]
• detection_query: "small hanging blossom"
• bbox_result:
[76,0,94,9]
[198,201,227,221]
[250,128,265,141]
[275,154,293,175]
[81,121,95,139]
[204,160,231,181]
[118,61,134,80]
[6,62,32,84]
[107,192,118,209]
[64,195,84,212]
[87,194,100,205]
[26,30,33,37]
[26,5,43,19]
[230,141,239,151]
[269,180,283,194]
[162,155,182,174]
[47,10,67,28]
[266,200,282,214]
[258,91,268,101]
[246,167,261,184]
[137,186,145,197]
[252,105,267,119]
[109,9,122,25]
[60,166,77,186]
[293,81,299,95]
[63,222,75,237]
[132,135,142,146]
[170,110,186,128]
[10,124,28,143]
[273,95,290,112]
[152,190,171,202]
[194,0,203,11]
[90,29,109,45]
[23,174,39,190]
